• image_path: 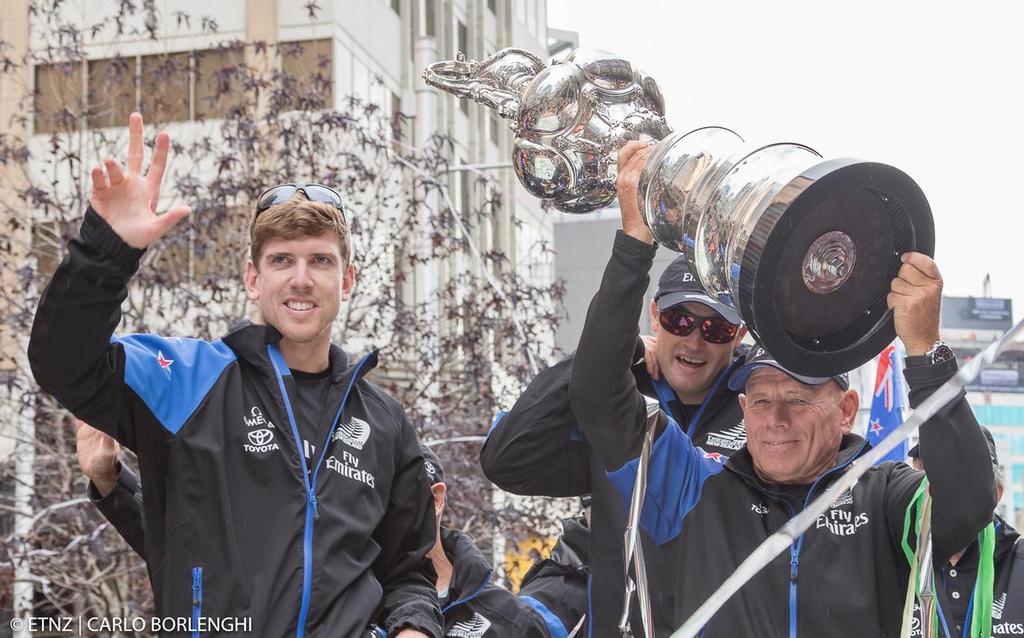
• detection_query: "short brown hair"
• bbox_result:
[249,193,351,266]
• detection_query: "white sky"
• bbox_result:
[547,0,1024,322]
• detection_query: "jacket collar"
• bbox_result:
[441,527,493,601]
[222,320,376,383]
[551,516,590,567]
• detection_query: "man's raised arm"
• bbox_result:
[28,113,191,448]
[568,142,658,471]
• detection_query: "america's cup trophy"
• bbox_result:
[424,48,932,377]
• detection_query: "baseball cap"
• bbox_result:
[654,255,742,325]
[420,445,446,486]
[728,344,850,392]
[908,426,998,466]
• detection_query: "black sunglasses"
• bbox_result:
[254,182,347,223]
[658,305,739,344]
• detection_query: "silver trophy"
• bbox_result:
[424,48,933,377]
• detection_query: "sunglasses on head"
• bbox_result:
[658,305,739,344]
[254,182,347,222]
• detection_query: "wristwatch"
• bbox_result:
[923,340,955,365]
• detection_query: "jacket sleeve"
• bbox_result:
[28,208,236,452]
[372,411,444,638]
[516,518,590,636]
[910,358,995,564]
[567,231,659,471]
[89,463,146,557]
[886,358,996,565]
[479,355,592,497]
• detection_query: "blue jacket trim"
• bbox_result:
[441,568,493,614]
[520,594,569,638]
[487,411,507,435]
[606,416,726,545]
[114,335,236,435]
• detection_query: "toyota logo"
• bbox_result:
[248,429,274,447]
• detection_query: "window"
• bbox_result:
[425,0,436,36]
[280,39,334,110]
[457,20,469,114]
[34,62,83,134]
[390,90,405,147]
[489,113,500,145]
[458,161,472,222]
[86,57,135,129]
[30,220,62,281]
[194,47,246,119]
[140,52,190,123]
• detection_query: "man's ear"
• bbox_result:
[430,483,446,519]
[738,393,746,412]
[649,299,660,335]
[839,389,860,434]
[734,325,749,346]
[340,263,356,301]
[244,260,260,301]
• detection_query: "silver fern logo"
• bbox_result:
[335,416,370,450]
[447,613,491,638]
[993,591,1007,620]
[705,421,747,451]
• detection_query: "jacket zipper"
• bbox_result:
[736,438,869,638]
[191,566,203,638]
[268,345,372,638]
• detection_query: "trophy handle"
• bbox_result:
[423,49,546,120]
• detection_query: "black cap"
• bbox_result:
[654,256,742,325]
[728,344,850,392]
[908,426,998,466]
[420,445,446,486]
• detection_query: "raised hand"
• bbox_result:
[887,252,943,356]
[615,141,654,244]
[640,333,660,380]
[89,112,191,249]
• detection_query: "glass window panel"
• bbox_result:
[87,57,135,129]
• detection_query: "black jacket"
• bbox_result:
[518,517,590,636]
[566,231,996,637]
[481,274,744,637]
[439,526,587,637]
[86,470,589,638]
[29,208,443,638]
[88,462,146,557]
[911,516,1024,637]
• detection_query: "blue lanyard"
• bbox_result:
[650,357,738,439]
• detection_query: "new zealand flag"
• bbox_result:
[867,344,907,464]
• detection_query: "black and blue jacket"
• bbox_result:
[29,208,443,637]
[439,526,587,637]
[565,231,996,636]
[87,467,589,638]
[481,276,745,635]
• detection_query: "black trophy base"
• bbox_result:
[738,159,934,378]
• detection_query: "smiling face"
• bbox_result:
[739,367,859,484]
[244,232,355,355]
[650,300,746,404]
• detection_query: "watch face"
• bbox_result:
[931,344,955,364]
